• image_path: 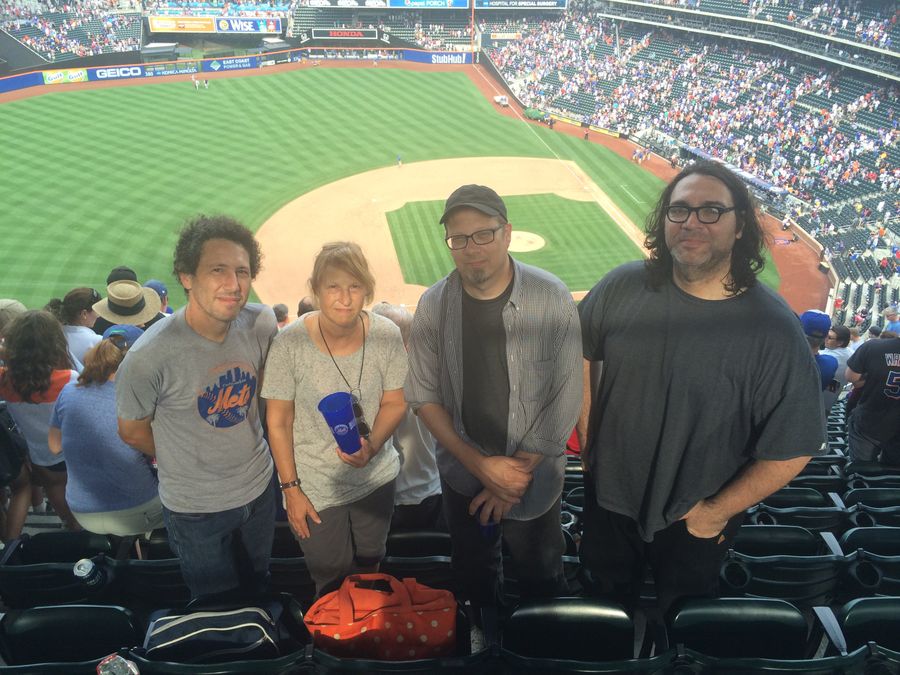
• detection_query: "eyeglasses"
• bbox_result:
[350,391,370,439]
[665,205,737,224]
[445,223,505,250]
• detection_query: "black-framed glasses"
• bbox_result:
[445,223,505,250]
[350,392,370,439]
[665,205,737,224]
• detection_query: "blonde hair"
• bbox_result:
[309,242,375,304]
[78,339,128,386]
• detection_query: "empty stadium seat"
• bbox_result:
[0,604,139,665]
[818,597,900,655]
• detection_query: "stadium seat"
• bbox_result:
[109,558,191,610]
[843,488,900,508]
[730,525,824,557]
[761,487,832,508]
[500,597,634,661]
[380,556,455,594]
[0,604,140,665]
[268,557,316,608]
[271,522,302,558]
[664,597,811,659]
[386,530,452,557]
[840,527,900,598]
[1,531,112,565]
[818,597,900,655]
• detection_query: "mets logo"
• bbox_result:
[197,365,257,428]
[217,19,229,30]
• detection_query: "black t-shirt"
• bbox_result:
[846,337,900,442]
[461,279,513,456]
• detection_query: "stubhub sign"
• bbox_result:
[89,65,144,81]
[402,50,471,65]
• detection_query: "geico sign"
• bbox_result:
[95,66,142,79]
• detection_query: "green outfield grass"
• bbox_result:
[388,194,641,290]
[0,67,779,308]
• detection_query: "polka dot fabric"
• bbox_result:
[304,573,457,660]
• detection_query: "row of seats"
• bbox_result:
[4,595,900,672]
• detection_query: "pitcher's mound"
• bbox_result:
[509,231,545,252]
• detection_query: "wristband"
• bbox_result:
[279,478,301,491]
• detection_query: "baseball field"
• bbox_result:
[0,63,783,310]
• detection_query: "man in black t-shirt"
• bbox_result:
[846,336,900,465]
[578,161,825,614]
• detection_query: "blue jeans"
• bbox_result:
[163,482,276,599]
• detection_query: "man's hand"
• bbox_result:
[680,499,729,540]
[469,488,515,525]
[337,437,378,468]
[474,455,532,503]
[284,488,321,539]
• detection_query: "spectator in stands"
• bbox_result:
[46,287,102,370]
[371,301,444,533]
[94,266,139,336]
[405,184,582,610]
[578,161,825,615]
[263,242,406,596]
[116,215,278,599]
[48,325,163,536]
[0,311,81,534]
[822,323,854,387]
[0,299,30,541]
[846,330,900,465]
[800,310,839,390]
[144,279,173,315]
[273,303,290,330]
[297,296,315,317]
[848,327,863,352]
[94,280,163,330]
[884,306,900,333]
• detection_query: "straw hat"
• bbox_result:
[93,280,161,326]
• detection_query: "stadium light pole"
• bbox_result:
[470,0,476,64]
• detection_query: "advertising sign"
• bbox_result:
[148,16,216,33]
[0,71,42,94]
[476,0,566,7]
[214,17,282,34]
[88,65,144,81]
[204,56,259,72]
[143,61,200,77]
[42,69,88,85]
[403,50,471,64]
[305,0,469,7]
[311,28,378,40]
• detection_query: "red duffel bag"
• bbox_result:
[304,573,457,660]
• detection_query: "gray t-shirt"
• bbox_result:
[260,312,404,512]
[579,261,826,541]
[116,304,277,513]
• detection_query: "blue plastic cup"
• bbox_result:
[318,392,361,454]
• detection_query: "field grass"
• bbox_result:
[0,66,779,307]
[388,194,642,290]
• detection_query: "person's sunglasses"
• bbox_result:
[350,392,370,439]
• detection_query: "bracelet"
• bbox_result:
[279,478,301,491]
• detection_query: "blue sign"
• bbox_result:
[475,0,566,6]
[0,71,42,94]
[204,56,259,72]
[388,0,469,7]
[403,50,472,64]
[214,17,282,34]
[87,65,144,81]
[143,61,200,77]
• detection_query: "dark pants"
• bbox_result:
[163,482,276,600]
[442,480,566,608]
[390,493,447,533]
[580,475,743,616]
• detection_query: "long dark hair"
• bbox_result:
[0,311,73,402]
[45,287,99,325]
[644,161,766,295]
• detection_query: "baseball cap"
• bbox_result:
[102,324,144,349]
[439,185,508,224]
[107,266,138,284]
[144,279,168,300]
[799,310,831,340]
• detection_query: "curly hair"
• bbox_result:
[0,311,72,402]
[644,161,766,295]
[173,215,263,285]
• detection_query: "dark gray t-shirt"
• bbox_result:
[116,304,277,513]
[461,281,512,457]
[579,262,825,541]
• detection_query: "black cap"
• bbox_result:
[439,185,508,224]
[107,266,137,284]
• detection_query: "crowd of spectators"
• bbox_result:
[0,0,140,59]
[143,0,290,18]
[631,0,898,51]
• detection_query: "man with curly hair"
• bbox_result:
[116,215,278,599]
[577,161,826,614]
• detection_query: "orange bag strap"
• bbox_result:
[337,574,414,625]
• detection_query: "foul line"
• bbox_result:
[472,65,647,256]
